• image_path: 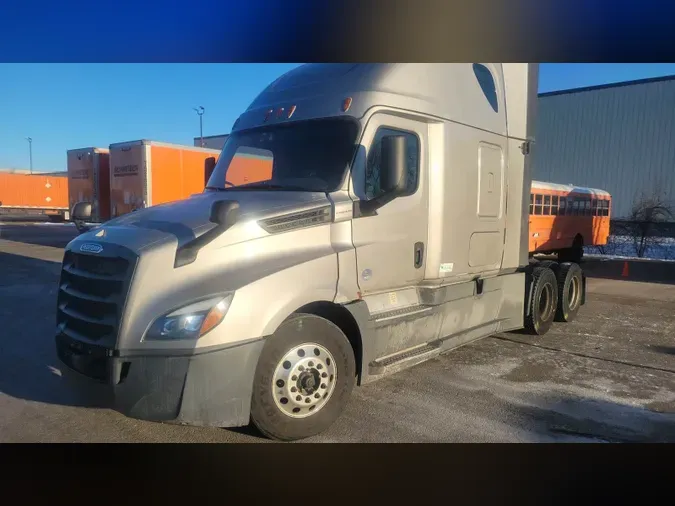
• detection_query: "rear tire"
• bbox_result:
[524,266,558,335]
[250,313,356,441]
[535,259,559,275]
[554,262,583,322]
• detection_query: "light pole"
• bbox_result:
[26,137,33,174]
[193,106,205,147]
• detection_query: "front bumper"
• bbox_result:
[55,333,264,427]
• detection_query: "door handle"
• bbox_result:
[414,242,424,269]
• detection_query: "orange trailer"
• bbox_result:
[0,172,69,221]
[67,147,111,223]
[529,180,611,262]
[108,140,221,218]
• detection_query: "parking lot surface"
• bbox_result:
[1,222,674,442]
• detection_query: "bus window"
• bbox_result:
[551,195,559,215]
[585,199,592,216]
[529,194,534,215]
[572,199,580,216]
[559,197,566,216]
[602,200,610,216]
[543,195,551,215]
[534,194,542,215]
[592,199,598,216]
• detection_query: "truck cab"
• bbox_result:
[56,64,573,441]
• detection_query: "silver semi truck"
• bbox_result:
[58,63,585,441]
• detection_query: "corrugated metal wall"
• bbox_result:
[193,135,228,150]
[533,78,675,220]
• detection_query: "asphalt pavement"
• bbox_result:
[1,222,675,442]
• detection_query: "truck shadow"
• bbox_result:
[0,251,112,409]
[0,222,79,249]
[512,393,675,443]
[580,257,675,285]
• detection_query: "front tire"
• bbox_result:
[250,313,356,441]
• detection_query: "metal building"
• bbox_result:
[533,75,675,221]
[193,134,229,150]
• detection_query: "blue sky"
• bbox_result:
[2,63,675,172]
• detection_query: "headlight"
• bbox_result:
[145,293,234,340]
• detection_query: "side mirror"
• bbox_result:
[210,200,240,228]
[72,201,92,221]
[379,135,408,196]
[204,157,217,185]
[175,199,240,268]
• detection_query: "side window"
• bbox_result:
[543,195,551,215]
[559,197,566,216]
[551,195,559,216]
[366,127,419,200]
[572,199,580,216]
[472,64,499,113]
[534,194,542,215]
[529,194,534,215]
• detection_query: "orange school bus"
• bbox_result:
[529,180,611,263]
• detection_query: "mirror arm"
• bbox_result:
[352,192,398,218]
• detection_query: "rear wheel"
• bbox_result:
[524,266,558,335]
[250,313,356,441]
[554,262,583,322]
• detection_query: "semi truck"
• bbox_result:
[0,171,69,221]
[67,148,111,232]
[107,140,221,218]
[58,63,585,441]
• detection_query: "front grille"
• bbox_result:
[56,250,133,346]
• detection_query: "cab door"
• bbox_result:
[350,113,428,295]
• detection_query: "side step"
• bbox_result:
[368,342,441,377]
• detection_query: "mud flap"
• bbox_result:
[524,268,535,317]
[580,271,587,306]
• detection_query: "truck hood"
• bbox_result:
[76,190,331,252]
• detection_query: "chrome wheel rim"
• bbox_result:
[272,343,337,419]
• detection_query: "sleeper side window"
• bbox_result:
[473,64,499,113]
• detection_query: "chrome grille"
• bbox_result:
[57,250,133,345]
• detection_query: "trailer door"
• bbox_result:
[110,144,146,217]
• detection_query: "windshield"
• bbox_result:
[206,118,359,193]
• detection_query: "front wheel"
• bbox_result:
[250,313,356,441]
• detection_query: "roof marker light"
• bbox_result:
[264,109,274,122]
[276,107,285,119]
[288,105,297,118]
[342,97,353,112]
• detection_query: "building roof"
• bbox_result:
[539,74,675,98]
